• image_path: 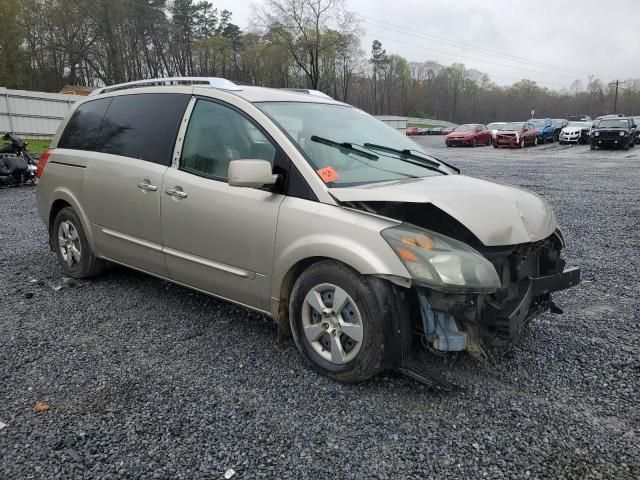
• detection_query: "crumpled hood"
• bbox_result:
[330,175,557,246]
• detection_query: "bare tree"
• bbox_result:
[255,0,357,89]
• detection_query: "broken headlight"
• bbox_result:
[381,225,501,293]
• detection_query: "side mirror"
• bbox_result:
[228,159,278,189]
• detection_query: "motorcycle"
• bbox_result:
[0,132,39,186]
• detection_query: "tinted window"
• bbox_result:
[58,98,111,150]
[181,100,276,180]
[96,93,190,166]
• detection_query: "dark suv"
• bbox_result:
[590,116,637,150]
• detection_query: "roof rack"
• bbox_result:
[91,77,242,96]
[280,88,333,100]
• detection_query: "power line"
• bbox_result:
[361,15,610,80]
[360,20,585,81]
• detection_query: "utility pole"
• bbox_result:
[608,80,626,113]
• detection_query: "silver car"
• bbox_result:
[36,77,580,385]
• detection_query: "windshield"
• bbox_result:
[453,124,476,132]
[597,118,629,128]
[567,122,590,128]
[258,102,448,187]
[487,123,504,129]
[500,122,524,131]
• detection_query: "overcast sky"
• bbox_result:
[213,0,640,90]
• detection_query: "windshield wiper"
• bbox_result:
[310,135,378,160]
[363,143,460,174]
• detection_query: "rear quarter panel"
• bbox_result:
[36,150,94,250]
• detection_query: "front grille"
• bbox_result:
[598,130,623,139]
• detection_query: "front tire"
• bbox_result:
[590,142,596,150]
[52,207,105,278]
[289,260,385,383]
[534,136,539,146]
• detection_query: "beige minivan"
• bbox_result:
[36,77,580,385]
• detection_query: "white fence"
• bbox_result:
[0,87,81,138]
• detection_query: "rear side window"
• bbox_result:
[58,98,111,150]
[96,93,190,166]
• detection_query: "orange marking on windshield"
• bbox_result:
[316,166,341,183]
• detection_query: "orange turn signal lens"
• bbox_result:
[396,247,418,262]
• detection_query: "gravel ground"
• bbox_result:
[1,138,639,479]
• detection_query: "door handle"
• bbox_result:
[165,188,188,199]
[137,182,157,192]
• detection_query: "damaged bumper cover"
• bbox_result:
[414,265,581,352]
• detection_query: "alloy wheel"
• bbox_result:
[58,220,81,267]
[301,283,363,365]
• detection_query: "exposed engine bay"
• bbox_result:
[345,200,580,360]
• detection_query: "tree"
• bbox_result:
[370,40,388,114]
[256,0,357,89]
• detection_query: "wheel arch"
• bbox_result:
[47,189,97,253]
[270,250,410,340]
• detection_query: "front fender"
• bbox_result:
[270,197,411,302]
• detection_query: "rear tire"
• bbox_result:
[52,207,105,278]
[289,260,385,383]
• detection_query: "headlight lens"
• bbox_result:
[594,131,600,137]
[381,225,501,293]
[619,131,625,137]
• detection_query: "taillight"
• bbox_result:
[36,149,53,179]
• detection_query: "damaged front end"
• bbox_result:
[351,200,581,386]
[413,233,580,355]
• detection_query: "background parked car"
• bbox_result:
[426,127,443,135]
[405,127,421,136]
[568,115,592,122]
[486,122,507,144]
[590,116,636,150]
[445,124,492,147]
[529,118,555,143]
[633,116,640,144]
[441,127,455,135]
[559,121,592,144]
[494,122,539,148]
[551,119,568,141]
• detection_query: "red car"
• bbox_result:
[405,127,420,136]
[494,122,539,148]
[445,124,492,147]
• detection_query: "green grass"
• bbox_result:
[23,139,52,154]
